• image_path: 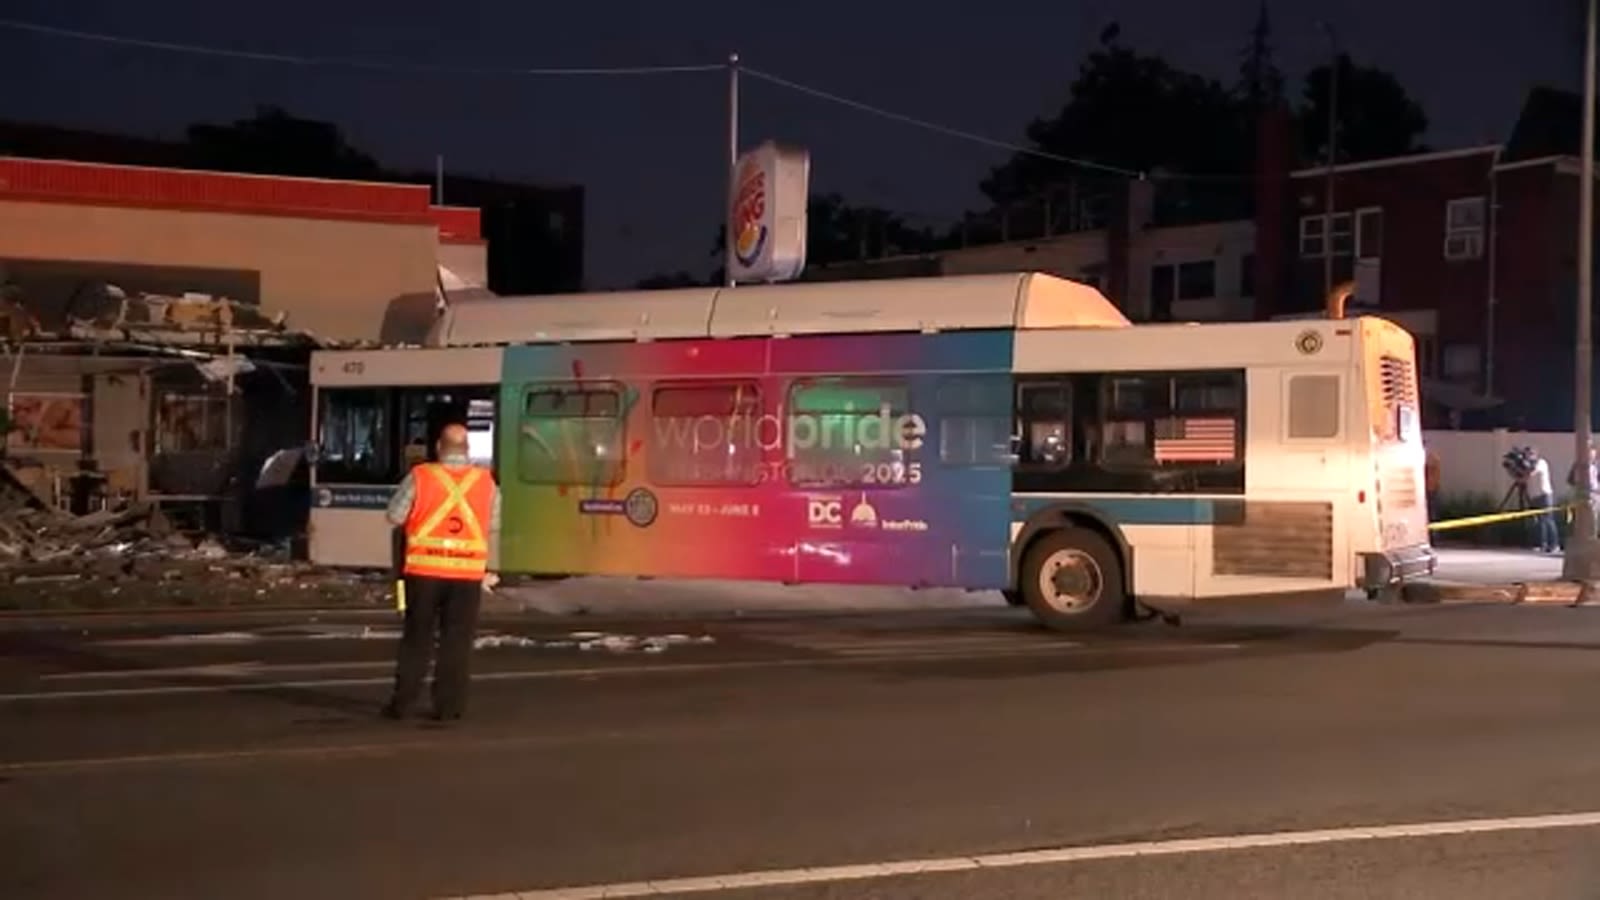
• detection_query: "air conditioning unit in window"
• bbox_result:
[1444,232,1484,261]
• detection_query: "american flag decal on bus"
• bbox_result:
[1154,417,1237,462]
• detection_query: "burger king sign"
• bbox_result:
[726,141,810,283]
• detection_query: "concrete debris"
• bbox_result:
[0,462,378,599]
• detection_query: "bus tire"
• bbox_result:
[1002,589,1025,607]
[1020,528,1126,632]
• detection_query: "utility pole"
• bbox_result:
[1320,22,1339,309]
[1565,0,1599,580]
[725,52,741,288]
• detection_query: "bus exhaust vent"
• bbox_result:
[1378,355,1418,408]
[1213,501,1334,580]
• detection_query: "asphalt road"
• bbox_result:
[6,596,1600,899]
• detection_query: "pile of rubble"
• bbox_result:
[0,466,386,609]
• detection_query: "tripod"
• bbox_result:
[1499,479,1530,513]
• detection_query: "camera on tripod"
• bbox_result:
[1502,446,1537,481]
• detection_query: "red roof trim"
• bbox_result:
[0,156,435,222]
[0,190,439,228]
[428,205,482,241]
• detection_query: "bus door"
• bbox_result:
[310,385,498,568]
[1278,366,1354,580]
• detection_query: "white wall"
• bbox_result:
[0,199,440,342]
[1129,220,1257,322]
[1426,429,1583,501]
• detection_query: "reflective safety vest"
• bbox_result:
[402,463,496,581]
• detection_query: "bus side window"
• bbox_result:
[936,375,1012,467]
[1015,381,1072,468]
[1101,375,1158,466]
[516,382,627,486]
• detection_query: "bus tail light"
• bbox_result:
[1357,489,1367,504]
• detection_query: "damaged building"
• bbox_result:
[2,281,323,541]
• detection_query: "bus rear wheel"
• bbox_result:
[1020,528,1126,632]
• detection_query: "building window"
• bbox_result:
[1444,197,1486,261]
[1177,261,1216,300]
[1150,260,1217,320]
[647,382,762,486]
[6,393,87,453]
[155,392,231,453]
[1299,212,1353,258]
[937,376,1013,467]
[1240,254,1255,298]
[1287,375,1341,440]
[516,382,626,486]
[1356,208,1384,260]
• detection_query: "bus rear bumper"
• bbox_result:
[1358,545,1437,592]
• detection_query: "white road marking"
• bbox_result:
[0,641,1239,702]
[445,810,1600,899]
[43,660,392,681]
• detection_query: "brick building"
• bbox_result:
[1255,87,1598,430]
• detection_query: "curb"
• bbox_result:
[1403,580,1600,606]
[1402,581,1520,605]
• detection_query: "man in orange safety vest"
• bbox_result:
[381,422,500,723]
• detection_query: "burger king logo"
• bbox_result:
[731,158,768,268]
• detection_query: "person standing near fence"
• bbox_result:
[1525,449,1560,553]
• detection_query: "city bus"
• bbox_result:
[306,272,1434,631]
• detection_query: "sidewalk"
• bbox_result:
[1407,546,1569,603]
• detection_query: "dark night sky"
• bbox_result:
[0,1,1579,289]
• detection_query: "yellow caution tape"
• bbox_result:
[1428,504,1573,533]
[394,579,407,614]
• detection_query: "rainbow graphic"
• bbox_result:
[496,330,1014,589]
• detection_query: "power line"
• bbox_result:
[0,18,724,76]
[2,17,1259,183]
[741,66,1146,179]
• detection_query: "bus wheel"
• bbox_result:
[1020,528,1126,632]
[1002,589,1025,607]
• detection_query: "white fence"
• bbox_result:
[1425,429,1587,502]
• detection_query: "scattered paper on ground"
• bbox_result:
[473,631,716,653]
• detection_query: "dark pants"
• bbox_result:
[1530,492,1560,551]
[388,574,483,718]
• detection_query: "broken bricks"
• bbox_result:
[0,461,378,601]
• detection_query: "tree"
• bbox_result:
[185,106,382,180]
[1237,1,1284,111]
[708,193,944,277]
[981,25,1250,207]
[1298,54,1428,164]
